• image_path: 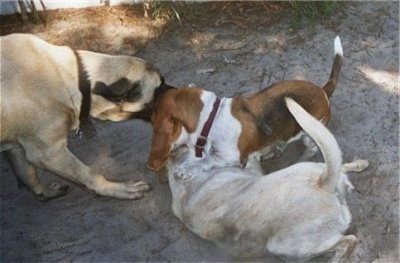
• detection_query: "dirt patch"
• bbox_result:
[1,2,398,262]
[1,5,166,54]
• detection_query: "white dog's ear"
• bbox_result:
[93,78,139,101]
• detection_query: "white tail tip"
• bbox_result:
[334,35,343,56]
[285,97,298,112]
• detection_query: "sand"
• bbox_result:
[1,2,398,262]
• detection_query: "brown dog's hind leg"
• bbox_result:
[297,134,319,162]
[5,147,69,201]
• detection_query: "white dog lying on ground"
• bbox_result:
[167,97,368,261]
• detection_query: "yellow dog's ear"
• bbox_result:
[147,113,182,172]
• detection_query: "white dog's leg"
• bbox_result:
[342,159,369,173]
[329,235,358,263]
[22,141,151,199]
[5,147,69,200]
[173,159,212,181]
[173,168,194,181]
[267,233,356,263]
[173,153,238,180]
[244,153,263,175]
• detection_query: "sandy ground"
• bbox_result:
[1,2,399,262]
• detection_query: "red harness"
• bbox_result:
[195,98,221,158]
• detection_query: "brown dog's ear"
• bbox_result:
[147,87,201,171]
[147,116,181,171]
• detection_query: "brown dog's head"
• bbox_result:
[147,87,204,171]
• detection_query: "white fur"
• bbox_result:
[334,35,343,57]
[173,90,242,177]
[167,98,369,261]
[286,97,342,192]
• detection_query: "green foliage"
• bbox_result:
[145,1,344,30]
[289,1,343,29]
[147,1,201,24]
[289,1,341,18]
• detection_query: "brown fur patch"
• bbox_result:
[151,87,204,133]
[148,87,204,171]
[231,80,330,164]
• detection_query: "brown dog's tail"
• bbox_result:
[323,36,343,98]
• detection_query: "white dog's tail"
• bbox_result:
[285,97,342,192]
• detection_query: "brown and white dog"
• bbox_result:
[147,36,343,175]
[166,98,369,261]
[0,33,174,200]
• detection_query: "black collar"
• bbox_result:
[74,51,96,139]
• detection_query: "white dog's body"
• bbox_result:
[167,98,368,261]
[1,33,173,200]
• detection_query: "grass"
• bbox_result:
[146,1,344,30]
[147,1,203,24]
[4,1,344,32]
[289,1,341,18]
[288,1,344,29]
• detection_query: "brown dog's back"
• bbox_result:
[232,80,331,162]
[232,37,343,163]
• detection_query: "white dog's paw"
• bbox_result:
[342,159,369,173]
[173,169,193,181]
[174,171,192,181]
